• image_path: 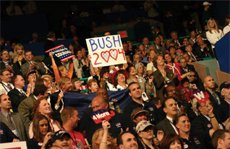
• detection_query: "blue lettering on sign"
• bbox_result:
[88,35,122,52]
[89,39,98,52]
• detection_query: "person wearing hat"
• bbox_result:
[135,120,159,149]
[45,130,72,149]
[191,91,224,149]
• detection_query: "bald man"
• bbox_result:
[203,76,228,122]
[79,95,123,144]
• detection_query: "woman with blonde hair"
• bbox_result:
[206,18,223,49]
[12,43,26,74]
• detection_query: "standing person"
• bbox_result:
[61,107,89,149]
[0,94,27,141]
[135,120,159,149]
[27,114,53,149]
[156,97,179,135]
[117,131,139,149]
[206,19,223,49]
[175,113,207,149]
[211,129,230,149]
[8,74,30,112]
[0,49,13,71]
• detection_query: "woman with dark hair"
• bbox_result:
[28,96,61,139]
[153,55,175,100]
[114,69,128,90]
[160,134,184,149]
[27,114,53,149]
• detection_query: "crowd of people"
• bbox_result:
[0,1,230,149]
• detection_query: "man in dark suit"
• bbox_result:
[8,75,29,112]
[0,94,27,141]
[191,91,224,149]
[204,76,228,123]
[0,49,13,71]
[21,50,46,78]
[18,80,47,130]
[156,97,179,135]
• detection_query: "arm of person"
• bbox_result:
[68,61,74,79]
[49,52,60,82]
[99,120,111,149]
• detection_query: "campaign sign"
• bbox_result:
[86,35,127,67]
[45,44,74,62]
[91,109,116,124]
[1,141,27,149]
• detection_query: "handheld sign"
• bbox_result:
[45,44,74,62]
[86,35,127,67]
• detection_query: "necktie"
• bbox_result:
[7,113,15,130]
[7,83,13,90]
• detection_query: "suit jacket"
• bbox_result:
[156,118,177,135]
[0,112,27,141]
[8,88,27,112]
[12,59,26,75]
[21,61,46,77]
[191,114,218,149]
[0,60,13,70]
[18,95,36,130]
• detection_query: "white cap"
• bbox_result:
[203,1,212,6]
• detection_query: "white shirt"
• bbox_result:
[223,24,230,35]
[206,29,224,47]
[0,82,14,95]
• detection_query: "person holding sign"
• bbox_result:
[49,52,74,82]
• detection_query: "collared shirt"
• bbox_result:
[0,81,14,95]
[166,116,179,134]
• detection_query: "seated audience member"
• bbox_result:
[0,69,14,95]
[185,44,197,62]
[21,50,46,78]
[18,80,47,130]
[187,70,204,91]
[45,130,72,149]
[193,34,214,59]
[135,120,159,149]
[164,53,182,81]
[175,113,207,149]
[0,121,20,143]
[61,107,88,149]
[87,78,99,93]
[114,69,128,90]
[27,114,53,149]
[191,91,224,149]
[179,57,197,76]
[117,131,139,149]
[0,94,27,141]
[29,96,61,139]
[0,49,13,71]
[156,97,179,135]
[79,95,123,144]
[8,74,29,112]
[160,134,184,149]
[170,31,182,49]
[41,74,57,95]
[211,129,230,149]
[92,120,117,149]
[146,49,157,76]
[127,65,145,92]
[204,76,228,122]
[12,43,26,75]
